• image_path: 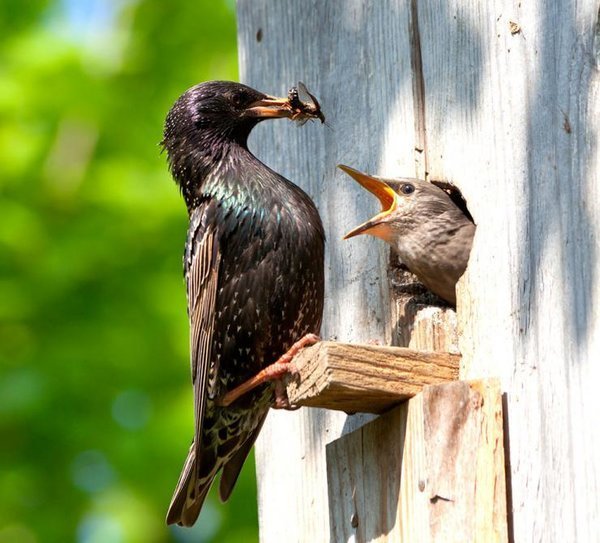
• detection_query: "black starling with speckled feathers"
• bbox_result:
[161,81,324,526]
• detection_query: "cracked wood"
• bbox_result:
[285,341,459,414]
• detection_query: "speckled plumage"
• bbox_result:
[162,81,324,526]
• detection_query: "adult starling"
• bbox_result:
[162,81,325,526]
[340,165,475,305]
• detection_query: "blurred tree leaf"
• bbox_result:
[0,1,259,542]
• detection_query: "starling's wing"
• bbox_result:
[166,202,221,526]
[185,203,221,463]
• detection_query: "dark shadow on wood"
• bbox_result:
[409,0,428,178]
[502,392,515,543]
[327,404,408,541]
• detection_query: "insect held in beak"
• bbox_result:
[287,82,325,124]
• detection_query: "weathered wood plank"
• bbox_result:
[237,1,418,540]
[286,341,459,413]
[326,379,507,542]
[390,261,459,353]
[327,401,409,542]
[238,1,600,541]
[415,2,600,540]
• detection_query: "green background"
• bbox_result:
[0,1,259,541]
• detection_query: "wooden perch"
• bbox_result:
[285,341,460,414]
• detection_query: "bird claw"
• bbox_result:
[273,387,300,411]
[216,334,319,407]
[272,380,301,410]
[276,333,320,365]
[272,399,301,411]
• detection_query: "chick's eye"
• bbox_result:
[401,183,415,195]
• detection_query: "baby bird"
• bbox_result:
[340,165,475,305]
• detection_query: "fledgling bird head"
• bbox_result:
[340,165,468,241]
[339,164,475,305]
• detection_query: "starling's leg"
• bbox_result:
[217,334,320,407]
[217,361,298,408]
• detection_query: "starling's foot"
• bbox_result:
[366,338,382,346]
[216,333,320,407]
[272,380,301,411]
[274,333,320,365]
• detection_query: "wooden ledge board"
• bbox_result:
[285,341,460,414]
[326,379,508,542]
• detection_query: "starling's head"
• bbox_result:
[163,81,318,151]
[339,165,464,243]
[162,81,323,202]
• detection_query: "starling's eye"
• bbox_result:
[231,90,248,107]
[400,183,415,195]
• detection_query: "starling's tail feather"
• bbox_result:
[167,412,269,526]
[218,413,267,501]
[166,443,214,527]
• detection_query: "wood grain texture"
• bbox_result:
[327,401,409,542]
[326,379,507,542]
[238,1,600,541]
[285,341,459,413]
[414,2,600,540]
[237,1,417,540]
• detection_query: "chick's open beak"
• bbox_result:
[339,165,399,239]
[245,95,293,119]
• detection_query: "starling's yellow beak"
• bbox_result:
[339,165,399,239]
[245,95,295,119]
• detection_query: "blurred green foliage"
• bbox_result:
[0,1,260,541]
